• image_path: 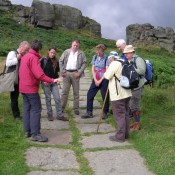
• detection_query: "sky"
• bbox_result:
[10,0,175,40]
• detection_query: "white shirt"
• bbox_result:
[6,51,18,67]
[66,51,78,70]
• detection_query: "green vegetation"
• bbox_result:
[1,13,175,175]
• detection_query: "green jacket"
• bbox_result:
[59,48,87,77]
[132,54,147,89]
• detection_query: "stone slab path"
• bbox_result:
[25,70,154,175]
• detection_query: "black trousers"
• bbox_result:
[10,84,20,118]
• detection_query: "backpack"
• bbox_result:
[114,60,140,91]
[133,57,154,86]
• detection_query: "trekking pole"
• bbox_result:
[97,86,109,133]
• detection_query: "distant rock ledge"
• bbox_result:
[126,23,175,52]
[0,0,101,37]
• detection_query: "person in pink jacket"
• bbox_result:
[19,39,60,142]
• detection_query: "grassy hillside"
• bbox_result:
[1,11,175,175]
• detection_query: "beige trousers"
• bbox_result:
[61,72,80,111]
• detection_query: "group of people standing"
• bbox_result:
[5,38,146,143]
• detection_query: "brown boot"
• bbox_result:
[133,122,141,130]
[131,122,140,131]
[47,114,54,121]
[130,122,137,129]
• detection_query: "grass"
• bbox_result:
[0,94,30,175]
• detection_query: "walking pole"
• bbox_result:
[97,86,109,133]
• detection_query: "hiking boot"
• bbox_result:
[109,109,113,114]
[15,117,21,122]
[31,134,48,142]
[109,135,124,143]
[74,110,79,115]
[133,122,141,130]
[81,112,93,119]
[47,114,54,121]
[25,132,31,138]
[102,112,108,120]
[130,122,141,131]
[130,122,137,129]
[56,116,69,121]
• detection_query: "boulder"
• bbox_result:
[30,0,55,28]
[0,0,11,10]
[53,4,82,29]
[126,23,175,52]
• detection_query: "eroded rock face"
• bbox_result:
[126,23,175,52]
[30,0,55,28]
[0,0,11,10]
[29,0,101,36]
[53,4,83,29]
[0,0,101,37]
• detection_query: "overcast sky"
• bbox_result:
[10,0,175,40]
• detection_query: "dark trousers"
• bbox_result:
[10,84,20,118]
[87,79,109,113]
[112,97,131,141]
[22,93,41,136]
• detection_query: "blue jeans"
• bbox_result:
[87,79,109,113]
[22,93,41,135]
[42,83,63,117]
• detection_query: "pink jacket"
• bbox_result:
[19,49,53,93]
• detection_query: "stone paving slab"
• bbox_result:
[78,84,91,90]
[84,150,154,175]
[76,123,115,134]
[69,100,101,109]
[27,171,80,175]
[40,130,72,145]
[26,147,79,170]
[41,117,69,130]
[81,133,131,149]
[74,109,105,124]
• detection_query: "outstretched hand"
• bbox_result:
[53,78,61,84]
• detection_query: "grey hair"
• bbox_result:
[116,39,126,46]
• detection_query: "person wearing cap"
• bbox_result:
[81,44,109,119]
[116,39,127,62]
[108,51,120,63]
[104,52,132,142]
[123,45,146,131]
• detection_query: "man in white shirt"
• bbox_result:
[6,41,30,121]
[59,39,87,115]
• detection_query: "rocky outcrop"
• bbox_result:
[0,0,101,37]
[30,0,55,28]
[0,0,11,10]
[126,23,175,52]
[29,0,101,37]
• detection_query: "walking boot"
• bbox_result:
[130,111,141,131]
[47,114,54,121]
[133,122,141,130]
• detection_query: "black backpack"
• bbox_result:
[114,60,139,93]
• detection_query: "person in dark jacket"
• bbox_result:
[40,47,68,121]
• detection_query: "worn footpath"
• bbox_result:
[25,70,154,175]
